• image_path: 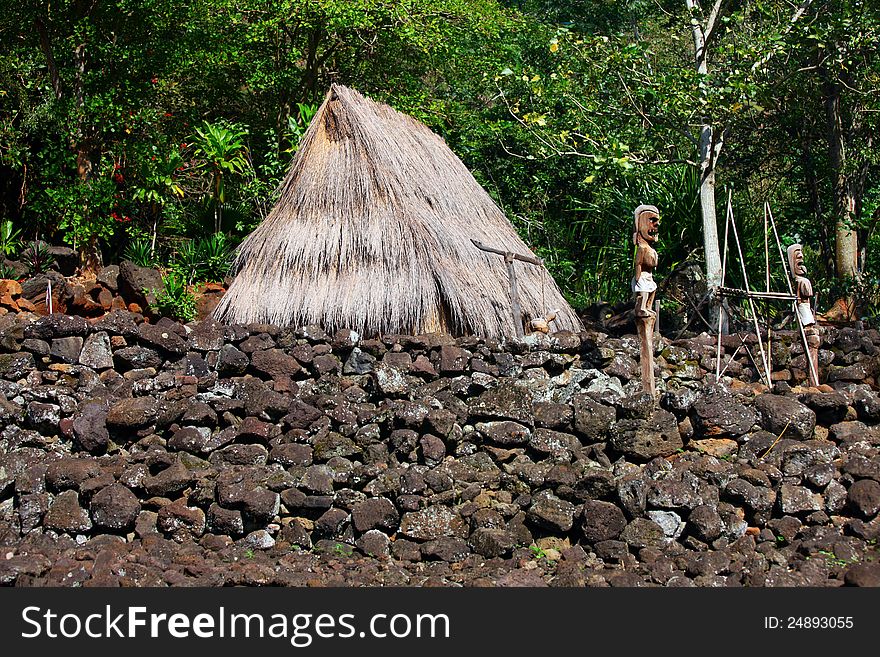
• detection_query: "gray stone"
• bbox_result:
[647,510,684,539]
[778,484,822,514]
[50,336,83,363]
[243,529,276,550]
[79,331,114,369]
[373,362,408,395]
[611,409,683,460]
[343,348,375,375]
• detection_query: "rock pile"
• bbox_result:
[0,311,879,587]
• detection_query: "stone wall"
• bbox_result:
[1,310,879,586]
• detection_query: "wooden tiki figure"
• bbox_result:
[787,244,820,386]
[632,204,660,396]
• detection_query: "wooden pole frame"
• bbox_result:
[714,200,821,388]
[471,239,542,339]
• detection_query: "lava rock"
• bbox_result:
[476,421,531,446]
[572,393,615,441]
[44,490,92,534]
[687,505,723,542]
[399,506,467,541]
[468,527,516,558]
[118,260,164,309]
[106,397,158,429]
[847,479,880,518]
[611,409,683,460]
[137,323,187,355]
[23,314,89,340]
[620,517,667,549]
[581,500,627,542]
[90,484,140,531]
[79,331,114,369]
[526,491,576,532]
[690,390,757,438]
[352,498,400,533]
[50,336,83,363]
[754,394,816,441]
[251,349,300,378]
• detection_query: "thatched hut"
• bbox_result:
[214,84,582,340]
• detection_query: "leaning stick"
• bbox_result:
[728,197,772,387]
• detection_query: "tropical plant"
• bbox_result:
[153,271,197,322]
[0,261,17,280]
[21,241,55,275]
[0,220,23,257]
[199,232,234,281]
[192,121,250,233]
[123,237,156,268]
[131,147,186,256]
[169,233,234,284]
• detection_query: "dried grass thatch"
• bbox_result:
[214,84,583,339]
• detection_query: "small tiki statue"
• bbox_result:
[787,244,820,386]
[632,205,660,318]
[632,204,660,396]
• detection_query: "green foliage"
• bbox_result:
[123,238,156,268]
[169,233,234,284]
[0,220,23,257]
[153,271,197,322]
[0,261,17,280]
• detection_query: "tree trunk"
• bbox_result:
[687,0,726,330]
[214,173,222,233]
[73,34,102,274]
[698,125,723,288]
[823,66,858,280]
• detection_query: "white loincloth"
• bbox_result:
[632,272,657,293]
[797,301,815,327]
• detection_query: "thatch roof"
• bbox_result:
[214,84,583,340]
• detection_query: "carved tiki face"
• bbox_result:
[787,244,807,277]
[634,205,660,245]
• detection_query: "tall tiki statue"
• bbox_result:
[632,204,660,396]
[788,244,821,386]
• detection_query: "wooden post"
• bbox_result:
[504,251,524,339]
[637,315,656,396]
